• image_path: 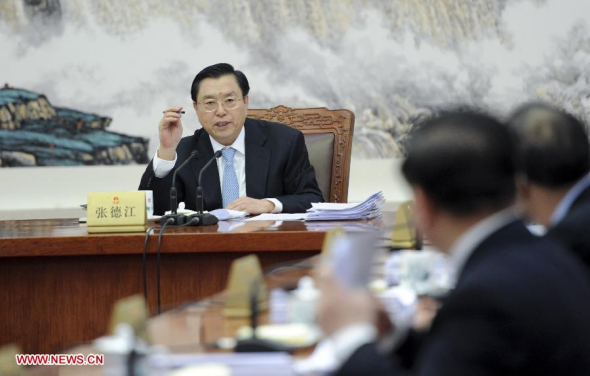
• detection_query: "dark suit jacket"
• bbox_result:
[337,220,590,376]
[139,118,324,215]
[547,184,590,274]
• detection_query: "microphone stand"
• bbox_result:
[186,150,222,226]
[235,277,290,353]
[161,150,198,226]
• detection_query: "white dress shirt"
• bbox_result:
[152,128,282,213]
[209,127,247,198]
[550,173,590,227]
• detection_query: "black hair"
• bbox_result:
[402,109,516,215]
[190,63,250,102]
[507,102,590,188]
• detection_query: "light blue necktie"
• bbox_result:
[221,147,239,208]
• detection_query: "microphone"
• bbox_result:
[162,150,198,226]
[197,150,222,213]
[187,150,222,226]
[235,277,290,353]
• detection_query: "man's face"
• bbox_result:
[516,178,534,221]
[516,177,550,225]
[412,187,434,245]
[193,75,249,146]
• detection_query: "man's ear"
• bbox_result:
[193,101,198,112]
[516,175,531,200]
[514,175,536,221]
[413,186,437,235]
[243,95,249,108]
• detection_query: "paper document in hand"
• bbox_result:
[324,230,381,289]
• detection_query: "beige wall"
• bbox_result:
[0,158,412,220]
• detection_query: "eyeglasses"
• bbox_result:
[197,96,243,112]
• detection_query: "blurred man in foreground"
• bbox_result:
[317,110,590,375]
[508,103,590,272]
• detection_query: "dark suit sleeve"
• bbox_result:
[336,343,404,376]
[138,159,186,215]
[410,297,524,376]
[335,330,425,376]
[274,131,324,213]
[337,290,524,376]
[547,206,590,275]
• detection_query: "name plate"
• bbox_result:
[87,191,146,233]
[109,294,150,343]
[391,201,417,249]
[224,254,268,318]
[0,344,23,376]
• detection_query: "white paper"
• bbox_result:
[306,191,385,221]
[148,352,295,376]
[210,209,248,221]
[326,231,381,289]
[310,202,361,210]
[217,221,248,232]
[292,338,338,375]
[246,213,307,221]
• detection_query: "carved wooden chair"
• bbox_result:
[247,105,355,203]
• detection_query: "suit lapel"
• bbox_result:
[191,129,222,210]
[244,119,270,198]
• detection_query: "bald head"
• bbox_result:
[508,103,590,188]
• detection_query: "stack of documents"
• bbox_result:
[306,191,385,221]
[305,220,383,232]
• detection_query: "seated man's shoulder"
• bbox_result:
[552,201,590,233]
[548,204,590,266]
[249,118,300,136]
[456,235,590,312]
[469,235,579,281]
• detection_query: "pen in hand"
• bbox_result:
[163,110,185,114]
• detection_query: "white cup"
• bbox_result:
[393,250,451,295]
[142,190,153,218]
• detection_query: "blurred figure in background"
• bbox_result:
[317,109,590,375]
[508,102,590,273]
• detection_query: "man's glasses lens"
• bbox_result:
[201,97,241,112]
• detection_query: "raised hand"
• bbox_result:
[158,106,184,160]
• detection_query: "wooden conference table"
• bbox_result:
[0,214,391,355]
[25,258,320,376]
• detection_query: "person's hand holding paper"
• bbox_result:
[315,230,383,335]
[315,266,378,336]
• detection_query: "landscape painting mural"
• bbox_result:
[1,0,589,167]
[0,86,148,166]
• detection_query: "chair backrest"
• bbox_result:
[247,105,355,203]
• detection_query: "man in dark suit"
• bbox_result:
[508,103,590,272]
[316,110,590,375]
[139,63,323,215]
